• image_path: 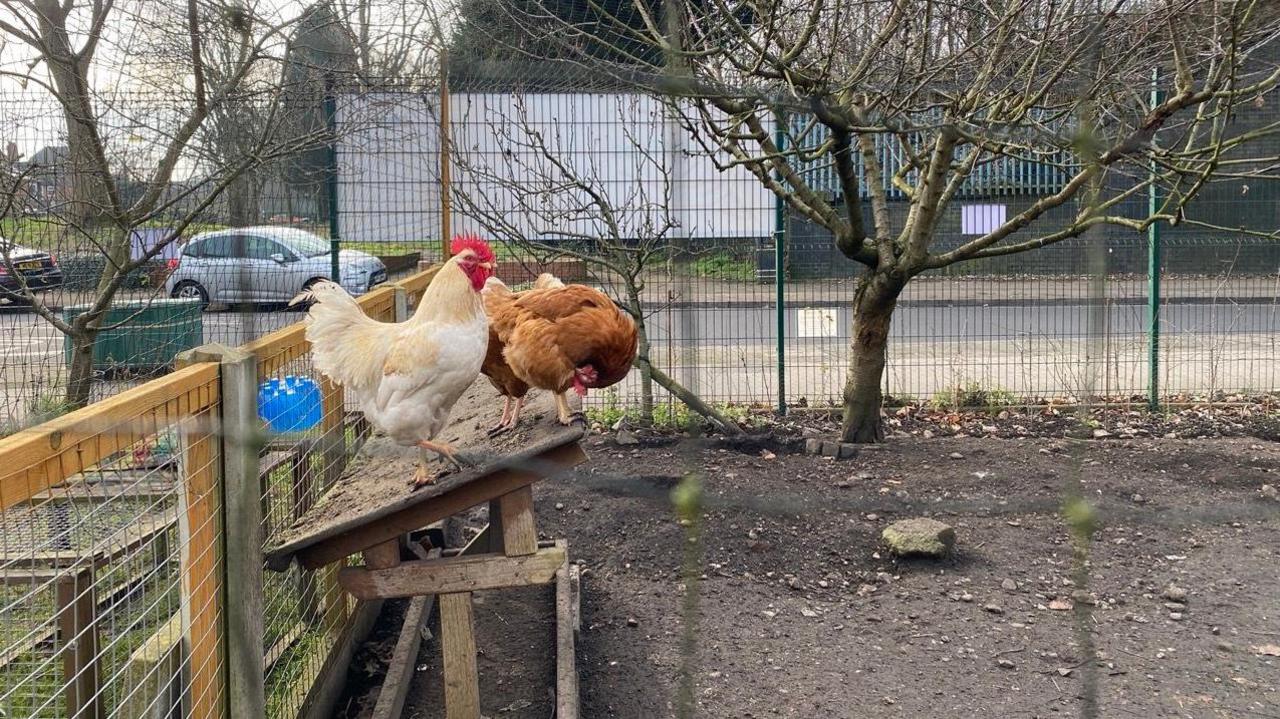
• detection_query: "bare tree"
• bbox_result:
[446,90,744,433]
[462,0,1280,441]
[0,0,333,409]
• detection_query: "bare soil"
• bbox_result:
[336,416,1280,718]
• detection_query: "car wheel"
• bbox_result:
[171,281,209,308]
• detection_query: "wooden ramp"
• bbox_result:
[266,381,586,719]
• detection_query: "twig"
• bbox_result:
[992,646,1026,658]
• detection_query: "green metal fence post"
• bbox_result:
[774,111,787,416]
[325,84,341,282]
[1147,67,1162,412]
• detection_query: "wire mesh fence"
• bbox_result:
[0,364,224,718]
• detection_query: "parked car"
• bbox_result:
[0,239,63,301]
[165,227,387,307]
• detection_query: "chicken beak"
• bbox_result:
[479,261,495,270]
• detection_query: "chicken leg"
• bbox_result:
[554,392,583,426]
[487,396,525,436]
[412,439,472,488]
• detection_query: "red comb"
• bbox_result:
[450,234,495,262]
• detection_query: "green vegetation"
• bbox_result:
[930,381,1018,412]
[687,252,755,281]
[586,391,758,431]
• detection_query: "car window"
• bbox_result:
[244,235,287,260]
[192,235,234,258]
[283,233,332,257]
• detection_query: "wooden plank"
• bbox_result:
[2,508,177,569]
[179,409,224,719]
[363,538,402,570]
[337,544,565,601]
[239,322,308,379]
[216,346,267,718]
[319,376,346,487]
[493,486,537,557]
[0,362,220,511]
[370,548,442,719]
[118,613,185,719]
[298,598,383,719]
[56,568,103,719]
[262,621,306,672]
[292,440,320,622]
[398,266,441,308]
[438,592,481,719]
[280,439,586,571]
[555,556,580,719]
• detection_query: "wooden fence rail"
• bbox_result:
[0,267,438,719]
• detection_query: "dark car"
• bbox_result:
[0,240,63,301]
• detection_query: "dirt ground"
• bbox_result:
[336,411,1280,718]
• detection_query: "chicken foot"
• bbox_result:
[554,392,584,426]
[412,439,476,488]
[486,396,525,436]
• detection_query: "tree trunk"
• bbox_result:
[625,288,655,423]
[65,328,98,409]
[44,52,112,230]
[840,271,905,443]
[227,172,259,227]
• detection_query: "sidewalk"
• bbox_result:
[634,275,1280,307]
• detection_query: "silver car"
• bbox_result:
[165,227,387,306]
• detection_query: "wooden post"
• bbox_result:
[439,47,452,259]
[489,486,537,557]
[438,592,480,719]
[319,377,346,488]
[176,405,223,719]
[56,568,102,719]
[177,343,266,718]
[393,285,409,322]
[293,439,320,622]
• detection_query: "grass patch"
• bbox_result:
[930,381,1018,412]
[687,252,755,281]
[586,391,759,431]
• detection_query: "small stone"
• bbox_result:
[761,610,777,619]
[984,604,1005,615]
[997,658,1016,669]
[615,430,640,446]
[1056,668,1073,677]
[1131,493,1146,504]
[948,452,964,460]
[805,438,823,455]
[838,443,859,459]
[626,617,639,627]
[554,502,566,511]
[865,513,879,521]
[821,441,841,458]
[1048,598,1073,611]
[818,580,830,588]
[1162,586,1188,603]
[1001,579,1018,591]
[760,450,777,460]
[800,608,819,618]
[881,518,956,558]
[1169,612,1184,621]
[1261,484,1279,502]
[1093,428,1113,439]
[1164,602,1186,612]
[960,593,974,603]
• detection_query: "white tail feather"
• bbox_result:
[297,280,388,390]
[533,272,564,289]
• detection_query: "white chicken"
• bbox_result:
[292,236,497,486]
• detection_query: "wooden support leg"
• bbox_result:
[439,592,481,719]
[363,538,401,570]
[488,486,537,557]
[57,568,102,719]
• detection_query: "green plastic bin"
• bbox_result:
[63,298,204,372]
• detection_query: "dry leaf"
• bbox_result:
[1048,598,1073,611]
[1252,644,1280,657]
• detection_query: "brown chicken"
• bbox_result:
[482,273,638,432]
